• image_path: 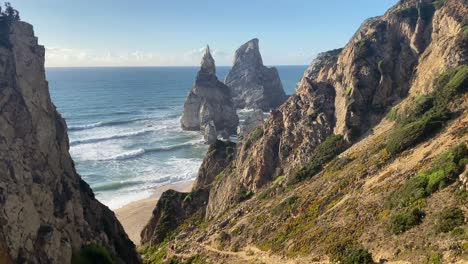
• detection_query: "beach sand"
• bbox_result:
[114,180,194,245]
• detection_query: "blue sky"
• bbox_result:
[12,0,397,67]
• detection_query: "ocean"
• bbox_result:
[47,66,307,209]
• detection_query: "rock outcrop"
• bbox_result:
[225,38,288,111]
[0,20,140,263]
[237,109,265,139]
[203,121,217,145]
[181,46,239,135]
[141,141,235,245]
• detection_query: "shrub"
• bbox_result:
[72,243,114,264]
[289,135,349,184]
[435,207,464,233]
[342,249,374,264]
[427,252,442,264]
[385,66,468,155]
[387,144,468,209]
[388,207,425,234]
[272,195,299,215]
[328,240,373,264]
[236,186,254,202]
[394,6,418,24]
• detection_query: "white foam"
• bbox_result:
[70,128,155,146]
[68,121,103,131]
[100,148,146,161]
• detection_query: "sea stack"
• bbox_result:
[181,46,239,136]
[225,38,287,111]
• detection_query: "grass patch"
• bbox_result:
[388,207,425,234]
[435,207,464,233]
[289,135,349,185]
[385,65,468,155]
[72,243,114,264]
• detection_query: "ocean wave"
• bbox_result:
[101,148,146,161]
[70,128,154,146]
[97,142,199,161]
[68,122,104,131]
[68,115,181,132]
[93,180,144,192]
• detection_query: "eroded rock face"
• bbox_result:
[181,46,239,135]
[0,20,140,263]
[237,109,265,140]
[206,0,468,219]
[141,141,235,245]
[225,38,288,111]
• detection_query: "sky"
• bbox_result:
[11,0,397,67]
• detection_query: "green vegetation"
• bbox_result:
[342,249,374,264]
[72,243,113,264]
[289,135,349,185]
[0,2,20,21]
[272,195,299,215]
[435,207,464,233]
[327,239,373,264]
[427,252,442,264]
[388,207,425,234]
[346,85,353,96]
[432,0,446,9]
[211,170,225,186]
[250,127,263,141]
[236,186,254,202]
[385,144,467,234]
[394,6,418,24]
[378,60,385,72]
[141,242,207,264]
[418,3,435,21]
[387,144,468,209]
[355,38,373,58]
[385,66,468,155]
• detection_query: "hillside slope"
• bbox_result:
[141,0,467,263]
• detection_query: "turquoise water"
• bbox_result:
[47,66,306,209]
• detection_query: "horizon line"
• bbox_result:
[45,64,309,69]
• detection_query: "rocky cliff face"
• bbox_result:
[0,20,140,263]
[141,0,468,263]
[181,46,239,135]
[225,38,288,111]
[141,141,235,246]
[206,0,468,219]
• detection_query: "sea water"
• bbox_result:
[47,66,306,209]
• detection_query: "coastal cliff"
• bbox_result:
[0,20,140,263]
[225,38,288,111]
[180,46,239,136]
[141,0,468,263]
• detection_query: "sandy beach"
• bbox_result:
[114,180,194,245]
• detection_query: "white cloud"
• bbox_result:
[44,46,232,67]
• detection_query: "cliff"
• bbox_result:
[0,20,140,263]
[141,0,468,263]
[180,46,239,135]
[225,38,288,111]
